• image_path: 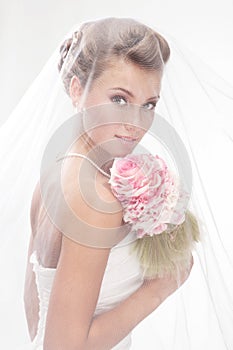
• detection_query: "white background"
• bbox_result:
[1,1,233,349]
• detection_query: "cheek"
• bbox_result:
[138,127,147,137]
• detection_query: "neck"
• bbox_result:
[69,134,114,178]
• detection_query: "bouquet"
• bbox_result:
[109,153,189,239]
[109,153,200,278]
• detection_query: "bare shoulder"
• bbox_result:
[57,155,126,252]
[60,155,123,228]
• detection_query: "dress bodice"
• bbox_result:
[29,230,144,350]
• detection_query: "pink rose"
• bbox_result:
[109,153,188,238]
[110,156,150,198]
[115,158,139,178]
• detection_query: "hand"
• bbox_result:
[142,254,194,306]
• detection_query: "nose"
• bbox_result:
[122,104,152,135]
[122,104,141,130]
[122,120,145,141]
[123,122,138,132]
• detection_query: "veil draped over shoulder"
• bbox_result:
[0,17,232,349]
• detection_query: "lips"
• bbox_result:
[115,135,138,142]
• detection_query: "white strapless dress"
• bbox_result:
[27,231,144,349]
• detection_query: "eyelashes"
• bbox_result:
[111,95,128,105]
[143,101,157,110]
[110,95,157,110]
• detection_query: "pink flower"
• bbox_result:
[110,156,150,198]
[115,158,138,177]
[109,153,189,238]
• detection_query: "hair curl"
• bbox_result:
[58,17,170,95]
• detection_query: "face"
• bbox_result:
[70,58,162,157]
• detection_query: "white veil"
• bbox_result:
[0,17,232,349]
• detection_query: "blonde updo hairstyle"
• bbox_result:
[58,17,201,279]
[58,17,170,93]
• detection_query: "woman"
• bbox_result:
[23,18,196,349]
[0,17,232,350]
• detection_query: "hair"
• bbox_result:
[58,17,170,95]
[58,17,201,278]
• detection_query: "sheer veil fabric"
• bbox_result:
[0,18,232,349]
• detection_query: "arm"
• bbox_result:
[85,255,194,350]
[43,168,127,350]
[85,281,161,350]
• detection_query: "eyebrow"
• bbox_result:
[109,87,160,101]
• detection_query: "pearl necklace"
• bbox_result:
[56,152,111,178]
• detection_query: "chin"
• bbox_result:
[111,144,138,158]
[93,137,139,159]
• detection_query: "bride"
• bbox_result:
[0,16,232,350]
[23,18,196,349]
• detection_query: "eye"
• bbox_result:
[111,95,128,106]
[142,101,157,110]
